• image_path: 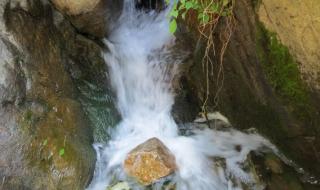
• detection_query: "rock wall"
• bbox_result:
[174,0,320,188]
[258,0,320,91]
[0,0,118,189]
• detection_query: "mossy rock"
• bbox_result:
[1,1,98,189]
[18,98,95,189]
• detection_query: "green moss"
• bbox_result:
[257,24,315,122]
[263,32,306,103]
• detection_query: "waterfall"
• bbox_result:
[87,1,278,189]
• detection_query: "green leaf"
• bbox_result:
[192,1,200,9]
[210,3,219,12]
[203,14,210,23]
[170,10,179,18]
[178,3,185,10]
[169,19,177,34]
[185,1,193,10]
[59,148,65,157]
[198,13,210,24]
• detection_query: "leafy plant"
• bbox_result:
[169,19,177,33]
[59,148,65,157]
[167,0,233,33]
[167,0,235,114]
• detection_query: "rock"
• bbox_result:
[67,0,123,38]
[50,0,124,38]
[252,154,306,190]
[174,0,320,181]
[108,182,130,190]
[51,0,100,15]
[265,154,283,174]
[194,112,230,125]
[258,0,320,91]
[1,1,100,189]
[124,138,177,185]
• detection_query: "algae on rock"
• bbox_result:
[0,1,103,189]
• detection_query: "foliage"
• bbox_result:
[59,148,65,157]
[167,0,233,33]
[269,37,304,100]
[166,0,235,113]
[256,26,319,124]
[262,32,308,105]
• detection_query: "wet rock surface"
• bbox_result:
[51,0,123,38]
[251,153,320,190]
[173,0,320,187]
[0,0,121,189]
[124,138,177,185]
[66,0,123,38]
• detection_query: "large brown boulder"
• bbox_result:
[51,0,123,38]
[51,0,100,15]
[124,138,177,185]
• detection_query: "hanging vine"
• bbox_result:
[167,0,235,115]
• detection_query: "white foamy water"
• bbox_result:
[87,1,279,190]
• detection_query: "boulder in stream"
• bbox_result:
[124,138,177,185]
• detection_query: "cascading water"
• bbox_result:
[87,1,280,189]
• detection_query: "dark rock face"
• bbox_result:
[0,0,120,189]
[135,0,165,11]
[173,0,320,188]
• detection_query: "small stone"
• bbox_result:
[124,138,177,185]
[108,182,130,190]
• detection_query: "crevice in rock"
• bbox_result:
[135,0,165,11]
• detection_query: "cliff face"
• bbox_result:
[0,0,119,189]
[173,0,320,188]
[258,0,320,91]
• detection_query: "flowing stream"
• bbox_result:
[87,1,280,189]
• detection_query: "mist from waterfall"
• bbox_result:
[87,1,279,189]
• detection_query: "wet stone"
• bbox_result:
[124,138,177,185]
